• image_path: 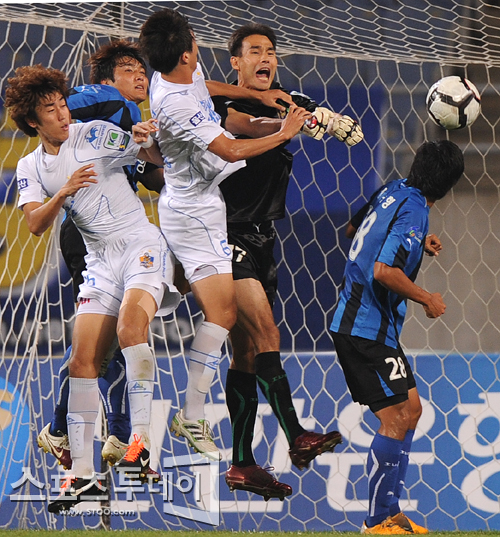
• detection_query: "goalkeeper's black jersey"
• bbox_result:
[213,82,317,224]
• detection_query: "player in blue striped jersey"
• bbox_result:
[331,140,464,535]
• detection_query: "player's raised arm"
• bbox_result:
[209,104,310,162]
[206,80,293,112]
[224,107,282,137]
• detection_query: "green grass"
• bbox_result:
[0,530,500,537]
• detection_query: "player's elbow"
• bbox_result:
[22,212,44,236]
[345,222,357,239]
[209,135,245,163]
[28,223,45,237]
[373,261,391,285]
[223,149,242,163]
[211,144,241,163]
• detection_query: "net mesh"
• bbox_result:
[0,0,499,531]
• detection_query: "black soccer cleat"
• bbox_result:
[114,434,160,484]
[48,476,107,514]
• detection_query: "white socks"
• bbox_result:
[121,343,154,449]
[67,377,99,478]
[183,321,228,421]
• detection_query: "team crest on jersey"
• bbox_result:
[17,178,28,191]
[105,130,130,151]
[140,252,154,268]
[85,124,106,150]
[190,111,205,126]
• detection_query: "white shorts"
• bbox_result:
[158,189,232,284]
[78,222,181,317]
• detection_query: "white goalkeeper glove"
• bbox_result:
[327,113,364,146]
[301,107,333,140]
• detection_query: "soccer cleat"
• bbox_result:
[391,513,428,534]
[37,423,72,470]
[289,430,343,470]
[225,464,292,502]
[361,516,414,534]
[48,476,107,514]
[102,435,128,466]
[114,434,160,484]
[170,410,221,461]
[145,466,162,484]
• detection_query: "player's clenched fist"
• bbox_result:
[327,114,364,146]
[301,106,333,140]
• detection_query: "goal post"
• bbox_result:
[0,0,499,531]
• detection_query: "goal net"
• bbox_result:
[0,0,499,531]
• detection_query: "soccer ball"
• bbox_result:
[426,76,481,130]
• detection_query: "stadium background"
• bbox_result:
[0,0,499,531]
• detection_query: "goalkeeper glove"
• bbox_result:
[301,106,333,140]
[327,114,364,146]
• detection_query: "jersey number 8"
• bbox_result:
[349,212,377,261]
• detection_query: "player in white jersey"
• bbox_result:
[138,8,310,460]
[6,65,180,513]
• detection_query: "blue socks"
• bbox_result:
[99,349,131,443]
[389,429,415,516]
[365,432,403,527]
[49,346,71,436]
[50,345,131,444]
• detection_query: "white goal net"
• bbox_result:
[0,0,499,532]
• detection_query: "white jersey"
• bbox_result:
[17,121,148,247]
[149,64,245,202]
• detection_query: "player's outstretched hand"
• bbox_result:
[279,104,312,140]
[425,233,442,256]
[327,114,364,146]
[62,164,97,197]
[301,107,334,140]
[133,118,158,148]
[423,292,446,318]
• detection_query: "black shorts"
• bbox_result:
[227,221,277,307]
[59,217,87,302]
[331,332,416,412]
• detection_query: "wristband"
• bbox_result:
[138,136,154,149]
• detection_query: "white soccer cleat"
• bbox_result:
[102,435,128,466]
[37,423,72,470]
[170,409,221,461]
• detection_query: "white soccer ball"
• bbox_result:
[426,76,481,130]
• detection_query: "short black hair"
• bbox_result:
[139,8,193,75]
[228,23,277,57]
[89,40,146,84]
[406,140,464,201]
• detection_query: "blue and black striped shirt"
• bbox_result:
[330,179,429,349]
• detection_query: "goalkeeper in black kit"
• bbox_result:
[212,23,363,500]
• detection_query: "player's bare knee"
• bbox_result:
[68,354,98,378]
[116,316,148,348]
[207,304,237,331]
